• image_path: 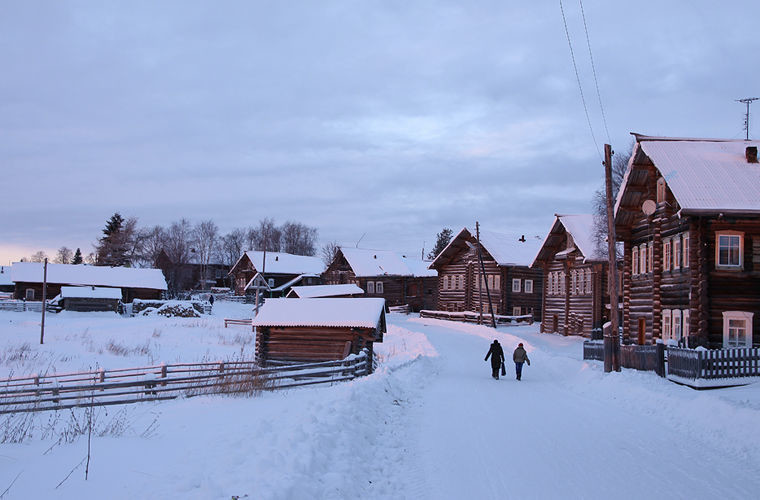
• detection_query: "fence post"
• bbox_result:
[161,363,167,386]
[656,343,665,378]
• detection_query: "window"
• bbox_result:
[493,275,500,290]
[25,289,35,300]
[647,244,653,273]
[639,244,647,275]
[662,309,672,342]
[722,311,754,348]
[673,237,681,270]
[267,278,275,288]
[632,247,639,275]
[673,310,682,342]
[657,177,666,203]
[663,239,672,272]
[215,269,222,279]
[560,272,566,295]
[367,281,375,294]
[585,269,592,294]
[570,271,576,295]
[716,232,743,268]
[513,306,522,316]
[375,281,384,294]
[525,280,533,294]
[683,309,690,344]
[512,279,521,293]
[682,233,690,268]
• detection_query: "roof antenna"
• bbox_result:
[355,232,366,248]
[736,97,759,140]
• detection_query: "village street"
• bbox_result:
[381,316,760,500]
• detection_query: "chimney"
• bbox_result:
[746,146,758,163]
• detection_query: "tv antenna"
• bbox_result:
[736,97,759,140]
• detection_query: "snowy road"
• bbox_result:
[387,316,760,500]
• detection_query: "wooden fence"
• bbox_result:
[583,341,665,377]
[419,310,534,325]
[0,300,46,313]
[582,341,604,361]
[0,353,369,415]
[667,347,760,381]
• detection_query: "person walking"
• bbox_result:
[513,342,530,381]
[484,340,505,380]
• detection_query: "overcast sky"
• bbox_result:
[2,0,758,264]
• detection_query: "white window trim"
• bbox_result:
[632,246,639,275]
[716,231,744,270]
[663,239,672,272]
[525,279,533,294]
[647,244,653,273]
[25,289,35,300]
[672,310,682,341]
[375,281,384,294]
[639,244,647,276]
[722,311,754,348]
[512,306,522,316]
[512,278,521,293]
[673,237,681,270]
[267,278,275,288]
[683,309,690,345]
[367,281,375,294]
[662,309,672,342]
[682,233,690,269]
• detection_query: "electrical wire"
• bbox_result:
[559,0,601,160]
[579,0,611,145]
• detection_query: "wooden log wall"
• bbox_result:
[540,254,604,337]
[255,326,377,364]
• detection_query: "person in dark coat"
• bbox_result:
[484,340,505,379]
[513,342,530,380]
[208,294,215,306]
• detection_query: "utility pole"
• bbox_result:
[736,97,759,140]
[475,222,497,329]
[40,258,48,345]
[603,144,620,372]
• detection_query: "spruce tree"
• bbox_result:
[71,248,83,265]
[427,228,453,260]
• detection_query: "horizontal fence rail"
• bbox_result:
[668,347,760,380]
[0,354,368,414]
[419,310,534,325]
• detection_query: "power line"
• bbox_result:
[559,0,601,160]
[579,0,611,144]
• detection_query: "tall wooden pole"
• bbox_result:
[476,222,483,325]
[603,144,621,372]
[40,258,48,345]
[476,222,498,329]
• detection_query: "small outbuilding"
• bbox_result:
[252,298,386,367]
[286,284,364,298]
[57,286,122,312]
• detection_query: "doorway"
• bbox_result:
[638,317,646,345]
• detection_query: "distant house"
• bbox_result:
[322,247,437,311]
[615,134,760,348]
[154,250,230,293]
[429,227,543,320]
[10,262,167,302]
[532,214,620,336]
[0,266,13,294]
[252,297,386,367]
[228,251,324,298]
[286,284,364,298]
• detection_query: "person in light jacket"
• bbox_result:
[513,343,530,381]
[484,340,505,380]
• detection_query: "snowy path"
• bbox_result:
[389,317,760,500]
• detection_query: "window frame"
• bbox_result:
[375,281,384,294]
[682,233,690,269]
[663,238,672,272]
[639,243,647,275]
[367,281,375,294]
[512,306,522,316]
[715,231,743,270]
[722,311,754,348]
[673,237,681,270]
[662,309,672,342]
[632,246,639,275]
[25,288,35,301]
[525,279,533,294]
[512,278,521,293]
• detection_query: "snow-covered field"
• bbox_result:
[2,306,760,499]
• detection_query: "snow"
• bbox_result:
[251,298,385,328]
[0,266,12,286]
[59,286,123,300]
[340,247,433,277]
[2,309,760,498]
[432,227,543,268]
[9,262,167,291]
[238,251,324,275]
[287,284,364,298]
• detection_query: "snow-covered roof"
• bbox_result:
[233,251,324,275]
[59,286,122,300]
[339,247,435,277]
[476,229,544,267]
[287,284,364,298]
[10,262,168,290]
[252,298,386,328]
[0,266,12,286]
[615,135,760,216]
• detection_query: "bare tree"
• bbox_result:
[220,228,247,266]
[320,240,340,267]
[592,142,633,256]
[163,219,193,294]
[54,247,73,264]
[281,221,318,256]
[136,225,167,268]
[249,218,282,252]
[192,220,219,289]
[29,251,48,263]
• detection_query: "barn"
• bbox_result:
[10,262,167,302]
[55,286,122,312]
[252,298,385,368]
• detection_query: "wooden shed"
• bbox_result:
[57,286,122,312]
[252,298,386,367]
